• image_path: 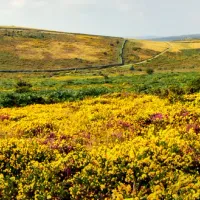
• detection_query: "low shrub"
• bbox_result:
[15,79,32,93]
[187,77,200,93]
[146,68,154,75]
[129,65,135,71]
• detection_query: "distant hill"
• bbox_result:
[125,36,159,40]
[151,34,200,41]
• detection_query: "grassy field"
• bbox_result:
[169,40,200,52]
[125,39,200,72]
[123,39,169,64]
[139,48,200,71]
[0,27,124,70]
[1,27,200,72]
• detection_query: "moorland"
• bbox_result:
[0,27,200,199]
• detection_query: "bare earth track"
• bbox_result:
[133,42,172,65]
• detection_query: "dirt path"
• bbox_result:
[133,42,171,65]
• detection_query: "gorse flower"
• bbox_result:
[0,93,200,199]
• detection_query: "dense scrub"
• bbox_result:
[0,72,200,107]
[0,93,200,199]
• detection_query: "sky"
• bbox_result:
[0,0,200,37]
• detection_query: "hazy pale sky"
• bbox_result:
[0,0,199,37]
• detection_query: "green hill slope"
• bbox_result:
[1,27,200,72]
[0,27,124,71]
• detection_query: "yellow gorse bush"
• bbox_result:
[0,93,200,199]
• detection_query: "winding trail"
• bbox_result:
[133,42,172,65]
[0,40,171,73]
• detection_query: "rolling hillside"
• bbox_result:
[138,40,200,72]
[123,39,169,64]
[0,27,124,71]
[1,27,200,72]
[152,34,200,41]
[0,27,172,72]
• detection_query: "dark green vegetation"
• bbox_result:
[0,71,200,107]
[146,68,154,75]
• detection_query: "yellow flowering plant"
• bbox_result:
[0,93,200,199]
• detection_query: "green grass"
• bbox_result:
[0,71,200,107]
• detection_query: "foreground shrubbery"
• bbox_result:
[0,93,200,199]
[1,133,200,199]
[0,87,112,107]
